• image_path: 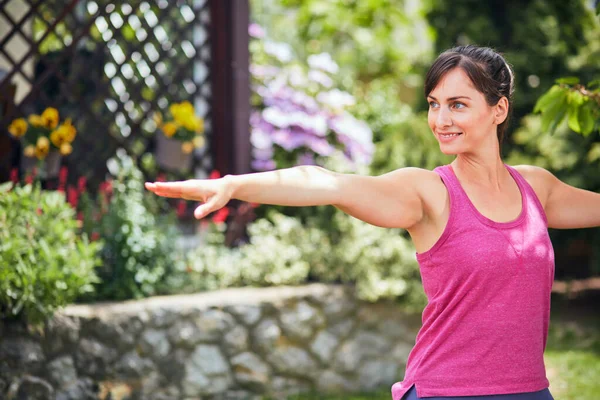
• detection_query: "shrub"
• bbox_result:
[182,209,427,310]
[0,182,100,324]
[78,150,185,301]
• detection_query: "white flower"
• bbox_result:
[308,70,333,87]
[264,41,293,63]
[317,89,355,109]
[307,52,339,74]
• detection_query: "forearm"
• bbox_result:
[226,165,343,206]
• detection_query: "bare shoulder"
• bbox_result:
[511,164,555,207]
[384,167,448,212]
[383,167,444,195]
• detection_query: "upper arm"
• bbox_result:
[334,167,429,229]
[517,165,600,229]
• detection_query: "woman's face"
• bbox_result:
[427,67,499,155]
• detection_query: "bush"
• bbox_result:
[181,209,427,311]
[78,151,184,301]
[0,182,100,324]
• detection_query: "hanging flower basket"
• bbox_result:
[20,149,62,179]
[154,130,194,172]
[8,107,76,180]
[153,101,206,173]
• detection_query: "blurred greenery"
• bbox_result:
[170,209,427,309]
[77,150,185,301]
[251,0,600,281]
[0,182,100,325]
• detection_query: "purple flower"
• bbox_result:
[250,127,273,149]
[252,147,274,161]
[252,159,276,171]
[296,152,316,166]
[306,136,335,156]
[248,23,266,39]
[271,128,306,151]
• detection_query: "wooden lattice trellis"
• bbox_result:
[0,0,250,186]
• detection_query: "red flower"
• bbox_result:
[156,173,166,182]
[90,232,100,241]
[77,176,87,193]
[68,186,79,208]
[36,208,42,215]
[209,170,221,179]
[177,200,187,218]
[10,168,18,184]
[212,207,229,224]
[99,180,113,195]
[58,166,68,192]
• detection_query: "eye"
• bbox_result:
[428,101,439,108]
[452,102,466,109]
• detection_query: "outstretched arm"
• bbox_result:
[522,166,600,229]
[145,165,426,229]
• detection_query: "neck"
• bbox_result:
[452,153,507,191]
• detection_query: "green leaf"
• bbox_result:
[540,91,569,134]
[588,79,600,90]
[534,85,564,113]
[567,104,581,133]
[556,77,580,85]
[578,104,595,136]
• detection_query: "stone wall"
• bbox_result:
[0,284,421,400]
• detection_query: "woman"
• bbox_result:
[146,46,600,399]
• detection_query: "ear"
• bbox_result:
[493,97,509,125]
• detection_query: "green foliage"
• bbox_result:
[0,183,100,324]
[534,80,600,136]
[252,0,434,85]
[181,210,427,310]
[79,151,184,301]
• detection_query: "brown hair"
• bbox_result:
[424,45,515,144]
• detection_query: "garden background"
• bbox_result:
[1,0,600,399]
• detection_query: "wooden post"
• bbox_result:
[209,0,251,176]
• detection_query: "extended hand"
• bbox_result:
[145,178,232,219]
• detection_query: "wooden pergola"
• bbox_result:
[0,0,251,186]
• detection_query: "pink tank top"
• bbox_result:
[391,164,555,399]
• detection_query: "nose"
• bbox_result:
[436,107,452,128]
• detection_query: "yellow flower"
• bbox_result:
[41,107,59,129]
[59,143,72,156]
[8,118,27,137]
[35,147,49,160]
[58,119,76,142]
[193,135,205,148]
[162,122,178,138]
[35,137,50,159]
[181,141,194,154]
[37,136,50,151]
[28,114,44,127]
[50,130,66,147]
[171,101,195,125]
[182,115,204,133]
[24,145,35,158]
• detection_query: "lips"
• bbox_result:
[438,132,462,137]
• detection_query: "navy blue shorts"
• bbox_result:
[401,384,554,400]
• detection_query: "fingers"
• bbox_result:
[194,196,222,219]
[145,181,197,199]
